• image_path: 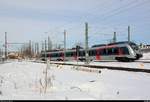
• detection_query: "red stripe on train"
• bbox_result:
[96,48,101,60]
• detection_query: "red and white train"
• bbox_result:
[40,41,143,62]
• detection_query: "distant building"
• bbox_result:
[139,43,150,49]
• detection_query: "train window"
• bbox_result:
[51,53,55,57]
[66,52,71,57]
[82,51,85,56]
[71,52,74,56]
[112,48,119,55]
[93,50,96,56]
[89,50,96,56]
[83,51,85,56]
[130,43,139,50]
[107,48,113,55]
[42,54,45,57]
[55,53,57,57]
[54,53,58,57]
[70,52,72,57]
[52,53,55,57]
[99,49,107,55]
[57,53,59,57]
[79,51,83,56]
[47,54,50,57]
[66,52,68,57]
[69,52,72,57]
[79,51,85,56]
[79,51,82,56]
[120,47,129,55]
[55,53,58,57]
[89,50,93,56]
[58,53,61,57]
[123,47,129,54]
[89,50,92,56]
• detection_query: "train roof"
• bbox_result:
[92,41,137,48]
[108,41,136,45]
[91,44,106,48]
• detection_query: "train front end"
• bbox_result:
[129,42,143,60]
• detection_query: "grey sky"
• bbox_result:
[0,0,150,51]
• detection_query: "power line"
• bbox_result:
[88,0,150,38]
[87,0,150,29]
[95,0,138,19]
[99,0,150,22]
[82,0,138,22]
[42,0,150,48]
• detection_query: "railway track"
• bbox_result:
[135,61,150,63]
[135,59,150,63]
[87,59,150,63]
[32,60,150,74]
[93,60,150,63]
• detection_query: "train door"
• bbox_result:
[61,52,64,61]
[96,49,101,60]
[48,53,51,60]
[73,51,77,60]
[118,47,123,56]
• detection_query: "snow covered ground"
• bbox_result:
[50,60,150,70]
[0,59,150,100]
[141,52,150,60]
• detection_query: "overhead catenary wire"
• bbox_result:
[97,0,150,23]
[88,0,150,30]
[41,0,137,43]
[41,0,150,49]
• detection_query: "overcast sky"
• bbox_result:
[0,0,150,51]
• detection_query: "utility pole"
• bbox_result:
[128,26,130,42]
[37,42,39,55]
[32,42,34,57]
[48,36,52,51]
[34,43,37,57]
[45,39,47,61]
[29,40,32,58]
[85,22,89,64]
[48,36,50,51]
[42,41,44,51]
[5,32,7,60]
[113,32,117,43]
[64,30,66,61]
[45,40,47,51]
[76,45,79,63]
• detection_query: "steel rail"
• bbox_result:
[32,60,150,74]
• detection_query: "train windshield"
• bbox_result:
[130,42,139,50]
